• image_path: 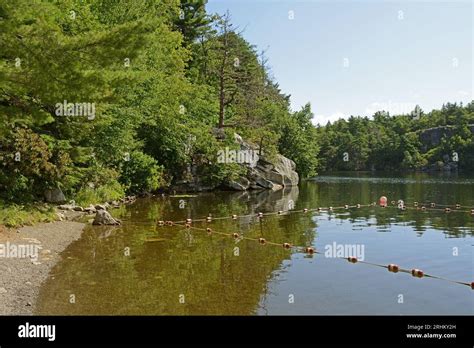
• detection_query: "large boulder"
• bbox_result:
[170,132,299,192]
[92,210,121,226]
[270,154,299,186]
[242,139,299,190]
[254,176,274,189]
[44,188,66,203]
[226,177,250,191]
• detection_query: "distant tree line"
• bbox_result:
[316,102,474,172]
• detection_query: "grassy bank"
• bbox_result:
[0,204,58,228]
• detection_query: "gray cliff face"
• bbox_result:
[418,124,474,172]
[172,133,299,192]
[419,124,474,151]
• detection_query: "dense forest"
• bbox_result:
[317,102,474,172]
[0,0,473,207]
[0,0,318,205]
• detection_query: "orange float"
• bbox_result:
[348,257,358,263]
[388,264,399,273]
[411,269,424,278]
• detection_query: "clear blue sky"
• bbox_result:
[206,0,472,125]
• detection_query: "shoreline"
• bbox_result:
[0,220,86,315]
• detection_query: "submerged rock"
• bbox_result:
[92,210,121,226]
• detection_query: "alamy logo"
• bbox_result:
[324,242,365,261]
[217,147,259,167]
[55,100,95,120]
[0,242,40,262]
[18,322,56,341]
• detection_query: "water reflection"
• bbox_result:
[36,173,473,315]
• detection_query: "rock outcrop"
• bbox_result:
[172,132,299,192]
[225,134,298,191]
[419,124,474,151]
[418,124,474,172]
[92,210,121,226]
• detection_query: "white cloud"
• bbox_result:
[457,90,470,97]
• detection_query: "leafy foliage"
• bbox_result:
[1,0,470,209]
[317,102,474,172]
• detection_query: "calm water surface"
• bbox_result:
[36,173,474,315]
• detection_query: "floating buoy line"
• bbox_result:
[119,198,473,290]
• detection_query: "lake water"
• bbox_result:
[36,173,474,315]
